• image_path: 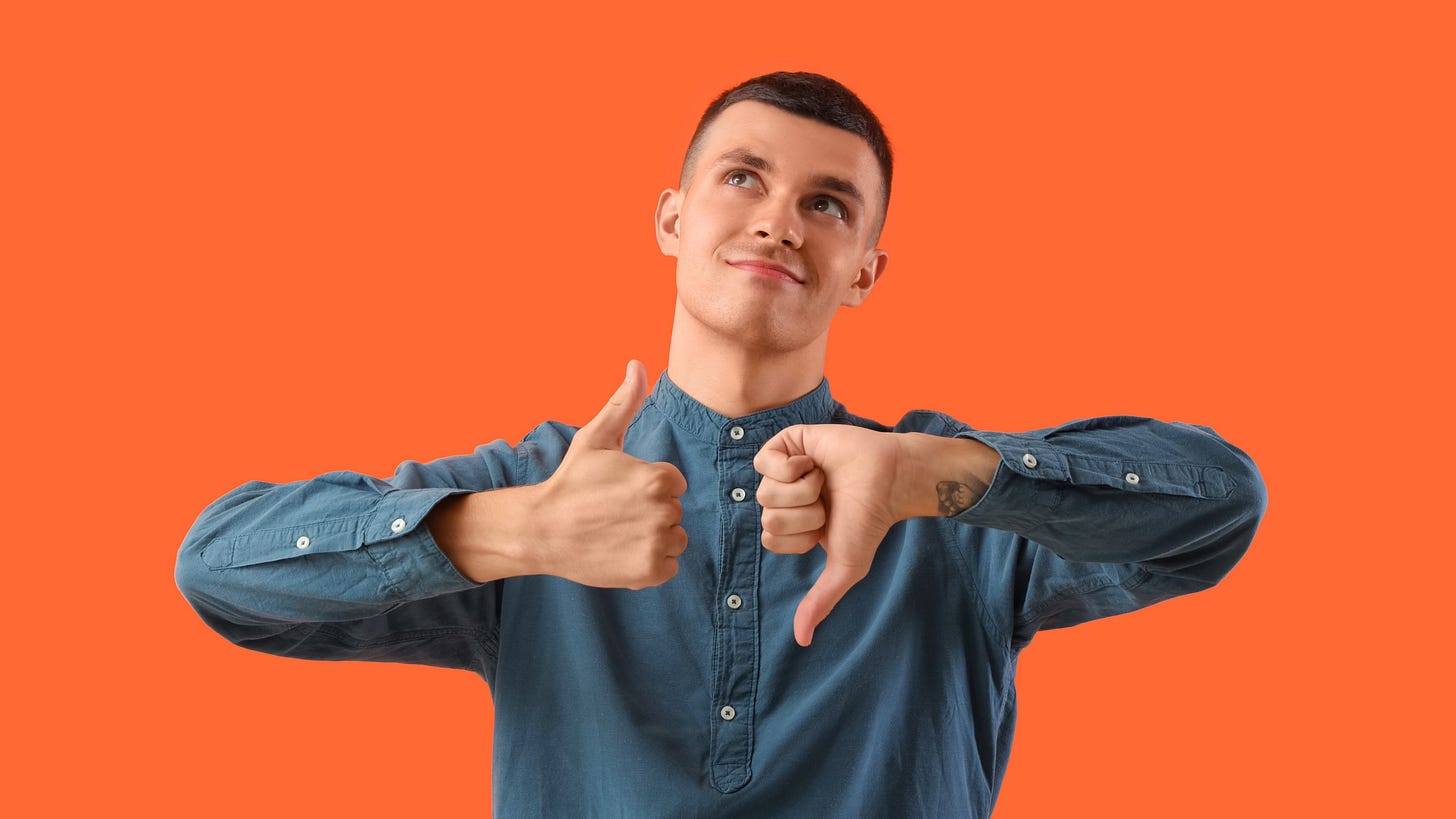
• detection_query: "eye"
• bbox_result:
[725,170,761,189]
[809,196,848,221]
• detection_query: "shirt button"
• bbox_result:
[390,517,407,533]
[729,426,745,440]
[1124,472,1141,485]
[731,487,747,502]
[1022,453,1039,469]
[726,594,743,610]
[295,535,311,549]
[720,705,737,721]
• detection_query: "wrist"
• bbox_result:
[428,486,542,583]
[896,432,999,519]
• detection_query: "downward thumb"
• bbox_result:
[576,360,648,450]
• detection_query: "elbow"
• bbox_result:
[174,485,271,645]
[1226,435,1270,538]
[174,518,241,643]
[174,503,212,614]
[175,535,297,651]
[1145,431,1269,588]
[1197,441,1270,586]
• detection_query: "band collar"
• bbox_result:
[646,370,842,447]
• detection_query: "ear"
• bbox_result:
[841,248,889,307]
[655,188,682,257]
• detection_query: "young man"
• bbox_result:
[177,72,1267,817]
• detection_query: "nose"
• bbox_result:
[750,196,804,250]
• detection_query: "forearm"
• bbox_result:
[895,433,1000,518]
[175,473,478,634]
[898,419,1267,579]
[425,487,541,583]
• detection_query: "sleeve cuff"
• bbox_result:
[361,488,482,599]
[947,430,1068,534]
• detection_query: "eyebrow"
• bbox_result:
[710,148,866,208]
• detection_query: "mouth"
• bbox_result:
[727,259,803,285]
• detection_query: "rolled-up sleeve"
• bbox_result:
[945,415,1267,649]
[175,437,520,675]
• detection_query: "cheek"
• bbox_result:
[683,197,740,240]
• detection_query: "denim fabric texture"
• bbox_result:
[176,372,1267,818]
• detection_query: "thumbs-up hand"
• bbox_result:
[528,360,689,590]
[754,425,914,647]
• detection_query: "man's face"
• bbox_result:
[655,101,889,354]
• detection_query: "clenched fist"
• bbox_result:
[429,361,688,590]
[754,425,998,647]
[532,360,689,589]
[754,425,911,647]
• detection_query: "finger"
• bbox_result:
[666,524,688,557]
[761,529,822,555]
[754,452,815,484]
[761,502,826,536]
[652,497,683,528]
[754,427,815,482]
[794,557,867,647]
[756,468,825,508]
[648,461,688,498]
[574,360,648,451]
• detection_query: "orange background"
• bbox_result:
[3,1,1451,816]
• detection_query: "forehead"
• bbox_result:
[693,101,882,200]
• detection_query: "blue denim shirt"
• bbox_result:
[176,372,1266,817]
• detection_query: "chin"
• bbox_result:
[722,316,822,355]
[679,286,826,354]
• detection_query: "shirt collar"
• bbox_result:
[646,370,842,446]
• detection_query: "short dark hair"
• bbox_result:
[679,71,893,242]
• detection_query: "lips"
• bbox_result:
[728,259,803,284]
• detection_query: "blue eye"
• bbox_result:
[810,197,848,220]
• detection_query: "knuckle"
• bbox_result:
[761,510,782,534]
[649,463,686,495]
[755,481,776,505]
[752,449,771,472]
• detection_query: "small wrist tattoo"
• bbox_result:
[936,478,989,517]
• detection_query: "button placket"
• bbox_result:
[710,425,761,793]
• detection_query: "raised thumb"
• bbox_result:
[575,360,648,450]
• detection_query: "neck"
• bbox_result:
[666,299,828,418]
